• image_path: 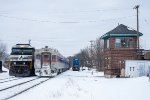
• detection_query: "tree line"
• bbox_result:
[0,41,7,61]
[73,38,104,71]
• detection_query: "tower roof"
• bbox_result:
[101,24,143,39]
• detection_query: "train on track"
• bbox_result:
[9,44,69,77]
[72,58,80,71]
[34,46,69,77]
[9,44,35,77]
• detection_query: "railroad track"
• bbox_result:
[0,77,39,91]
[0,77,39,92]
[0,77,15,81]
[0,77,23,84]
[0,77,50,100]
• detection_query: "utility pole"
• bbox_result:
[134,5,140,59]
[90,40,94,68]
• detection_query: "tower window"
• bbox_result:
[115,38,121,48]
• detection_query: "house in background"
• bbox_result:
[100,24,143,78]
[125,60,150,77]
[125,51,150,78]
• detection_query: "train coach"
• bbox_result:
[9,44,35,77]
[34,46,69,77]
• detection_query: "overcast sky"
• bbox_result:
[0,0,149,57]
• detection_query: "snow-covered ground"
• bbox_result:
[0,67,150,100]
[0,67,10,79]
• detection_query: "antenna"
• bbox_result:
[29,39,31,45]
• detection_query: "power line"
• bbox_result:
[0,8,132,15]
[0,7,133,23]
[0,39,90,43]
[0,14,135,24]
[0,14,56,23]
[139,12,150,25]
[94,8,132,12]
[56,8,132,14]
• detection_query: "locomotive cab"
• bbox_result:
[35,46,57,77]
[34,46,69,77]
[9,44,35,77]
[40,52,52,76]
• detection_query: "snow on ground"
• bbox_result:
[0,68,147,100]
[0,76,38,90]
[0,67,10,79]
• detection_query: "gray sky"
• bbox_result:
[0,0,149,57]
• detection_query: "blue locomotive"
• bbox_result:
[72,58,80,71]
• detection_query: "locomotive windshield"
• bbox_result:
[42,52,51,66]
[11,48,34,55]
[73,59,79,65]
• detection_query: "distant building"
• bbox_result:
[143,50,150,60]
[125,60,150,78]
[100,24,143,78]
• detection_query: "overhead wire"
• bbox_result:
[0,8,136,45]
[0,14,135,24]
[0,14,56,23]
[139,12,150,25]
[0,7,134,23]
[47,8,132,14]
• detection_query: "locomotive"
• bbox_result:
[34,46,69,77]
[72,58,80,71]
[9,44,35,77]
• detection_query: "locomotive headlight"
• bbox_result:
[23,62,25,65]
[13,62,16,65]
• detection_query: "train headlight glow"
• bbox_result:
[23,62,25,65]
[13,62,16,65]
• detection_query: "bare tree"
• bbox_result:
[0,42,7,61]
[93,38,104,71]
[74,47,91,69]
[74,38,104,71]
[0,42,7,71]
[82,47,91,68]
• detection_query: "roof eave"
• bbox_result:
[100,33,143,40]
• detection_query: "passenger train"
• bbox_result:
[9,44,35,77]
[34,46,69,77]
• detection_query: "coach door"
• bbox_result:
[41,52,51,68]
